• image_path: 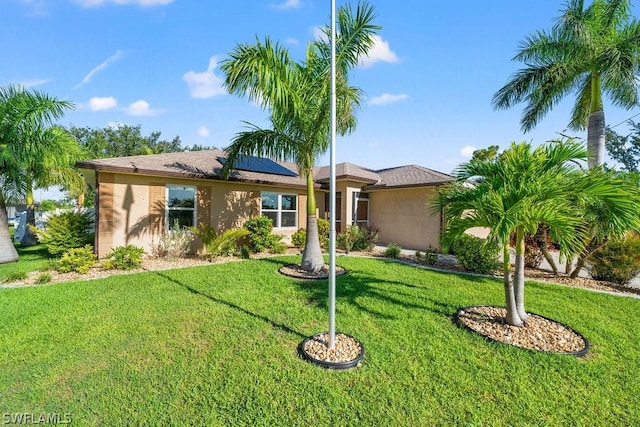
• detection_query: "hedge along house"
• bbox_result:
[76,150,454,257]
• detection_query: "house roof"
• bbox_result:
[77,150,454,190]
[76,149,310,189]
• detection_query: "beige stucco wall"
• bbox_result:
[368,187,442,251]
[95,172,307,256]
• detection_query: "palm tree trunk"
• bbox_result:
[587,75,605,169]
[534,225,558,274]
[0,192,19,264]
[569,239,605,279]
[503,243,522,326]
[301,172,324,272]
[20,176,38,247]
[514,226,528,323]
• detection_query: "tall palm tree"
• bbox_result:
[436,140,640,326]
[220,2,379,272]
[492,0,640,168]
[0,85,75,260]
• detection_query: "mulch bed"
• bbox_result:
[279,263,346,280]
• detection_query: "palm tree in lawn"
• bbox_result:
[220,2,379,272]
[0,85,75,258]
[436,140,640,326]
[492,0,640,168]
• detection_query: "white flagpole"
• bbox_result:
[328,0,337,349]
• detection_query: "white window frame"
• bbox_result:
[261,192,298,229]
[166,185,197,230]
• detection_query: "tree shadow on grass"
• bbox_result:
[256,257,462,320]
[151,270,307,339]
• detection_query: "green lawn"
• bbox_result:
[1,256,639,425]
[0,228,52,282]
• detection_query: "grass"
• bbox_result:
[0,227,53,283]
[1,256,639,425]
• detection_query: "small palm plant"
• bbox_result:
[435,140,640,326]
[190,224,249,261]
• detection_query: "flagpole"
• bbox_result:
[328,0,337,350]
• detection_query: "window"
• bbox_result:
[167,185,196,229]
[261,192,297,228]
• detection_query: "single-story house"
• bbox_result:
[76,150,454,257]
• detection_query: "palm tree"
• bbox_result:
[492,0,640,168]
[220,2,379,272]
[0,85,75,259]
[436,140,640,326]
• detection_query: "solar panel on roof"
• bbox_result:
[217,155,298,177]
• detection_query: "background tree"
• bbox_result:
[0,85,74,261]
[492,0,640,168]
[220,1,379,272]
[606,120,640,172]
[436,140,640,326]
[471,145,500,161]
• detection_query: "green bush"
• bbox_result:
[243,216,282,253]
[33,210,94,256]
[423,245,439,266]
[269,241,288,254]
[384,243,402,259]
[587,235,640,285]
[103,245,145,270]
[358,223,380,251]
[317,218,330,248]
[290,218,330,249]
[4,271,27,283]
[55,245,97,274]
[35,273,52,284]
[151,220,194,259]
[240,245,251,259]
[190,224,249,260]
[450,234,500,275]
[292,229,306,248]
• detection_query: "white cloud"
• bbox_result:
[74,0,173,7]
[183,57,226,99]
[89,96,117,111]
[460,145,476,159]
[311,26,327,43]
[17,78,51,88]
[126,100,162,116]
[285,38,299,45]
[18,0,48,16]
[271,0,301,10]
[197,126,210,137]
[75,50,125,88]
[359,35,399,68]
[369,93,408,106]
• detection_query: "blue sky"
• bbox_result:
[4,0,640,182]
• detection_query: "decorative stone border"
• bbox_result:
[278,264,347,280]
[454,305,589,357]
[299,332,365,369]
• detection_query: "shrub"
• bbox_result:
[103,245,145,270]
[358,223,380,251]
[290,218,331,249]
[35,273,52,285]
[450,234,500,275]
[384,243,402,259]
[269,241,288,254]
[423,245,439,266]
[151,221,194,259]
[240,245,252,259]
[4,271,27,283]
[587,235,640,285]
[291,229,306,248]
[33,210,94,256]
[317,218,330,248]
[337,225,362,254]
[190,224,250,260]
[243,216,282,253]
[55,245,97,274]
